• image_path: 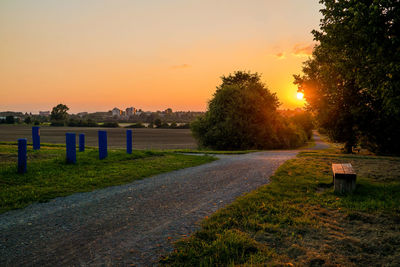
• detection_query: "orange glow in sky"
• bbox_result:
[0,1,322,113]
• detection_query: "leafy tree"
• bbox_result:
[24,117,32,124]
[5,116,15,124]
[50,104,69,126]
[290,111,314,139]
[294,0,400,154]
[154,119,162,128]
[192,71,308,150]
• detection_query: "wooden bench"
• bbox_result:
[332,163,356,194]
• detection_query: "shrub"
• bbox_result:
[67,119,98,127]
[5,116,15,124]
[290,111,314,139]
[125,123,146,128]
[101,122,119,128]
[50,120,65,126]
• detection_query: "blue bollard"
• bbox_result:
[66,133,76,164]
[98,130,107,160]
[126,130,132,154]
[18,138,27,173]
[79,133,85,152]
[32,126,40,150]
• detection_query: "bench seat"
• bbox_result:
[332,163,356,194]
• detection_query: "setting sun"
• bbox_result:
[297,92,304,100]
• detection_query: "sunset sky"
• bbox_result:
[0,0,322,113]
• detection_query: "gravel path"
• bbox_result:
[309,131,330,150]
[0,134,327,266]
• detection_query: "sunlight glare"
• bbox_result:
[297,92,304,100]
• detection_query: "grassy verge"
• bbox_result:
[161,150,400,266]
[0,143,215,213]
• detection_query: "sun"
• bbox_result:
[297,92,304,100]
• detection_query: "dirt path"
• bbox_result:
[309,130,330,150]
[0,134,327,266]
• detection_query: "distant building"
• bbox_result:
[111,107,122,117]
[39,111,50,116]
[126,107,136,116]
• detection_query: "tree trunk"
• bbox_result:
[344,142,353,153]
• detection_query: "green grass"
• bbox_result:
[161,150,400,266]
[0,143,216,213]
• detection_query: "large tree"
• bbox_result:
[295,0,400,154]
[50,104,69,125]
[191,71,308,150]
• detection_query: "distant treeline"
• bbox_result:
[125,121,190,129]
[0,109,202,128]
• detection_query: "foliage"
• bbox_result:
[125,122,146,128]
[162,150,400,266]
[67,118,98,127]
[154,118,162,128]
[294,0,400,154]
[5,116,15,124]
[0,143,215,213]
[191,71,309,150]
[101,122,119,128]
[24,116,32,124]
[50,104,69,126]
[148,121,190,129]
[174,123,190,129]
[289,111,314,139]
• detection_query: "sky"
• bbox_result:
[0,0,323,113]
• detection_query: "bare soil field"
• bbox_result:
[0,125,197,149]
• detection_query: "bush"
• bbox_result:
[289,111,314,139]
[50,120,65,126]
[154,119,162,128]
[5,116,15,124]
[125,123,146,128]
[101,122,119,128]
[66,119,98,127]
[176,123,190,129]
[24,117,32,124]
[191,71,309,150]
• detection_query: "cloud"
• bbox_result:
[275,52,286,59]
[292,43,314,57]
[170,64,191,69]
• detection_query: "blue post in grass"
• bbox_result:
[32,126,40,150]
[98,130,107,160]
[79,133,85,152]
[66,133,76,164]
[126,129,132,154]
[18,138,27,173]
